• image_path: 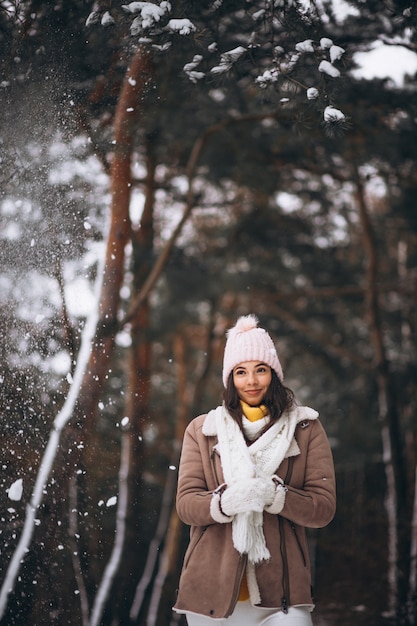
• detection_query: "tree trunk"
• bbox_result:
[127,133,156,474]
[76,45,153,590]
[77,46,153,433]
[354,165,410,622]
[116,136,157,622]
[407,464,417,623]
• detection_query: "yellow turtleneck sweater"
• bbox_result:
[240,400,269,422]
[238,400,268,601]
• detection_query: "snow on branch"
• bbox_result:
[85,3,350,138]
[322,106,350,137]
[183,55,205,83]
[128,3,171,35]
[318,60,341,78]
[101,11,115,27]
[324,106,346,122]
[210,46,247,74]
[164,18,196,35]
[88,1,196,39]
[295,39,314,53]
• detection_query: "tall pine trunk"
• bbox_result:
[115,136,157,622]
[77,46,153,434]
[76,44,154,598]
[354,166,410,623]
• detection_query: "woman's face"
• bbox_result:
[232,361,272,406]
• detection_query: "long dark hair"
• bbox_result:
[222,369,295,431]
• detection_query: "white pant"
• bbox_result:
[185,601,313,625]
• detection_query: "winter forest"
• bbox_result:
[1,0,416,625]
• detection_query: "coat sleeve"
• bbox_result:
[176,418,221,527]
[279,419,336,528]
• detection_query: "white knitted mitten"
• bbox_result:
[264,475,288,514]
[221,478,276,516]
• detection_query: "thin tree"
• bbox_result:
[354,164,410,623]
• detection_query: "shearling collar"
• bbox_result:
[202,404,318,459]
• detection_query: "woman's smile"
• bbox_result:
[232,361,272,406]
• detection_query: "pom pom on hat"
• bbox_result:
[222,314,283,387]
[232,315,259,333]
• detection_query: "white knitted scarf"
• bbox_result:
[209,404,299,565]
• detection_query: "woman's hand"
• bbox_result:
[220,477,276,515]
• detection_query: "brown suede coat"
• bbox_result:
[173,411,336,619]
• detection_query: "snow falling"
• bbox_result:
[2,1,417,625]
[7,479,23,502]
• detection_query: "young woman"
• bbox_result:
[173,315,336,625]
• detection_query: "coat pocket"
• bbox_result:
[184,526,207,569]
[289,521,307,567]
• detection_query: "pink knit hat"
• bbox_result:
[222,314,284,387]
